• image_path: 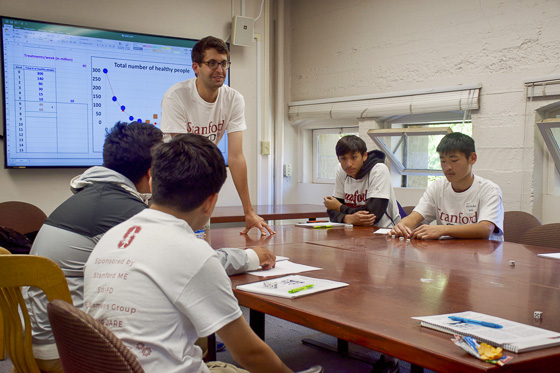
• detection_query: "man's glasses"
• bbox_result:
[200,60,231,70]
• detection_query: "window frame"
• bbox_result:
[537,119,560,174]
[312,126,359,184]
[367,127,452,176]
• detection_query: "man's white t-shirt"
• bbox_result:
[84,209,242,373]
[160,78,247,144]
[413,175,504,241]
[333,163,401,228]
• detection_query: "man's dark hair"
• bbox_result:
[191,36,229,64]
[150,134,227,212]
[103,122,163,184]
[436,132,476,159]
[335,135,367,157]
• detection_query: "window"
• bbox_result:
[312,127,359,183]
[538,119,560,174]
[369,120,472,188]
[288,85,480,186]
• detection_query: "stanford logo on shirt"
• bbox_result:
[439,210,478,224]
[186,120,225,142]
[345,190,368,206]
[118,226,142,249]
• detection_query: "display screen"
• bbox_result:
[2,16,229,168]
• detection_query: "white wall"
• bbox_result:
[281,0,560,223]
[0,0,271,215]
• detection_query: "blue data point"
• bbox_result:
[103,68,108,74]
[112,96,117,102]
[137,119,142,123]
[121,105,126,111]
[129,116,134,121]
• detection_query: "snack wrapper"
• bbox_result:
[452,335,513,366]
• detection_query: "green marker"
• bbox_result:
[288,284,314,294]
[313,225,332,229]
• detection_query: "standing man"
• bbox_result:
[161,36,273,236]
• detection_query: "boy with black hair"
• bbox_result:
[26,122,274,372]
[324,135,401,227]
[389,132,504,240]
[84,134,292,373]
[24,121,162,372]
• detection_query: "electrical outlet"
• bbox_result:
[283,164,292,177]
[261,141,270,155]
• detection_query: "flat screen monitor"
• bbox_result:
[1,16,229,168]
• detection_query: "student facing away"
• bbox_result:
[84,134,292,373]
[323,135,401,227]
[389,132,504,240]
[25,122,275,373]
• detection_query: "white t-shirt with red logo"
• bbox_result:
[83,209,242,373]
[413,175,504,241]
[160,78,246,144]
[333,162,400,228]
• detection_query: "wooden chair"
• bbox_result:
[47,299,144,373]
[503,211,542,244]
[48,298,324,373]
[518,223,560,249]
[402,205,415,216]
[0,248,72,372]
[0,201,47,235]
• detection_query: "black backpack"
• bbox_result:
[0,225,33,254]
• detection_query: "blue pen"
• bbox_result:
[448,316,503,329]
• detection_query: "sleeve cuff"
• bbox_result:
[245,248,260,271]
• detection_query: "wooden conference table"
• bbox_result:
[207,226,560,373]
[210,204,328,224]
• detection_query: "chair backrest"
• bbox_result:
[0,201,47,235]
[503,211,542,244]
[402,205,415,216]
[47,299,145,373]
[518,223,560,249]
[0,248,73,373]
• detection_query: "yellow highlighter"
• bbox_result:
[313,224,332,229]
[288,284,314,294]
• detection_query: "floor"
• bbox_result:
[1,306,437,373]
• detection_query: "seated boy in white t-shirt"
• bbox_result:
[389,132,504,240]
[84,134,292,373]
[323,135,401,227]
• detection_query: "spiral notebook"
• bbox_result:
[413,311,560,353]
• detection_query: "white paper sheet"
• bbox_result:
[537,253,560,260]
[374,228,391,234]
[248,260,321,277]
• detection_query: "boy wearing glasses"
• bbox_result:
[161,36,274,236]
